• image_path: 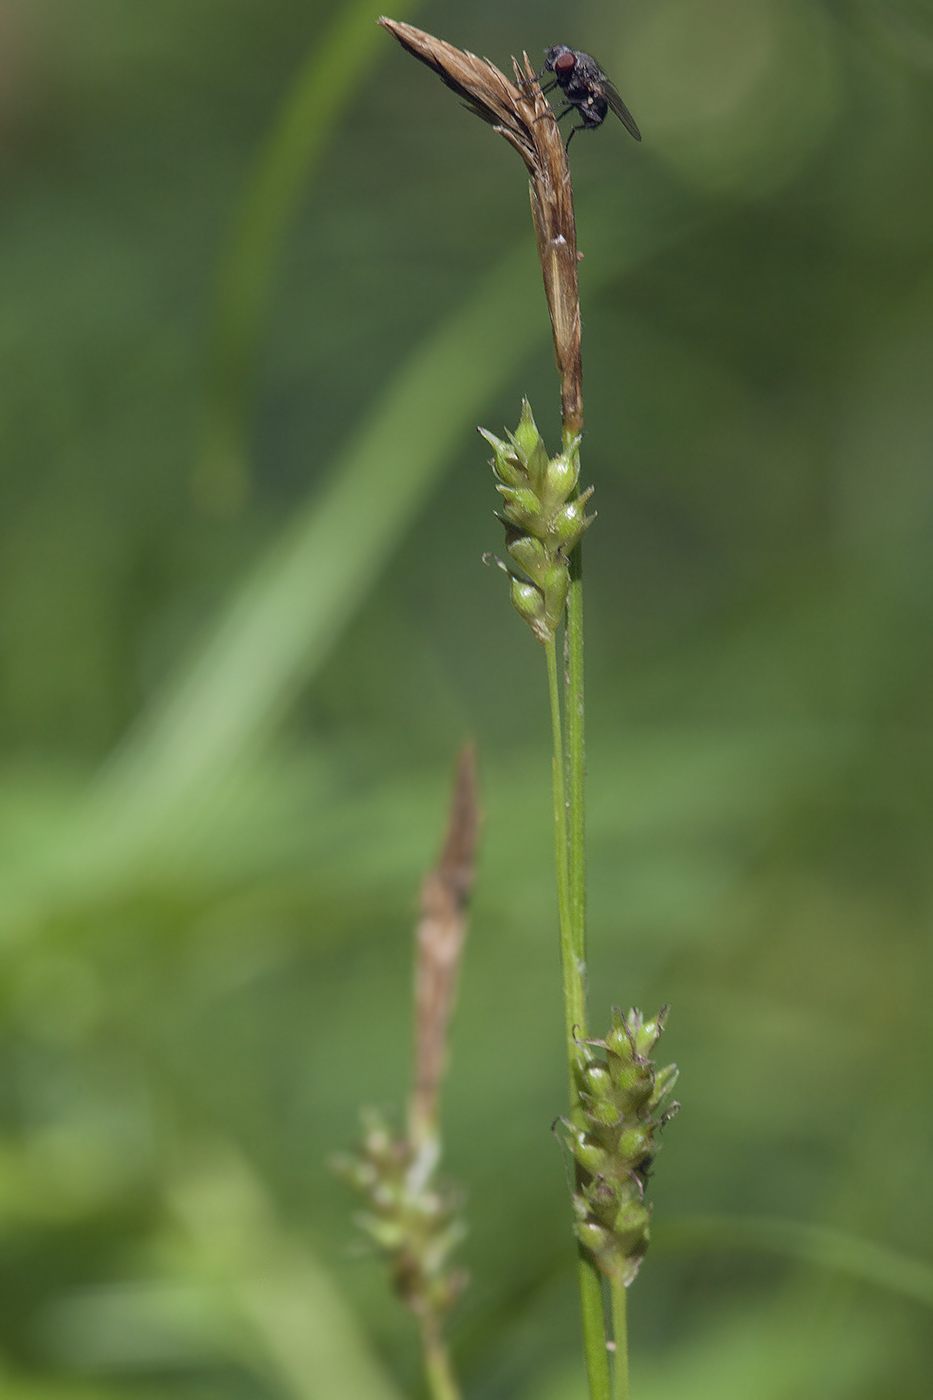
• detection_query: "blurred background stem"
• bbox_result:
[423,1325,462,1400]
[193,0,423,514]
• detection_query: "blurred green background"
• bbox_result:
[1,0,932,1395]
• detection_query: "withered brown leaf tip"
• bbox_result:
[410,743,480,1144]
[379,18,583,434]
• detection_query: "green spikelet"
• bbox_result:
[334,1110,467,1323]
[480,399,593,643]
[563,1007,679,1287]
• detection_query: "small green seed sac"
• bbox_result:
[582,1061,613,1096]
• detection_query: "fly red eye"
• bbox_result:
[554,51,576,74]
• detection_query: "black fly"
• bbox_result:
[539,45,641,147]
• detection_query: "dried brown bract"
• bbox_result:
[379,18,583,434]
[410,743,480,1146]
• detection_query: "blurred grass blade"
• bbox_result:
[655,1214,933,1309]
[169,1146,405,1400]
[195,0,424,514]
[87,241,543,854]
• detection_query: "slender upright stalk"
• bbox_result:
[551,522,613,1400]
[579,1253,612,1400]
[565,548,587,970]
[546,639,575,1045]
[562,522,615,1399]
[611,1281,630,1400]
[422,1322,462,1400]
[549,624,611,1400]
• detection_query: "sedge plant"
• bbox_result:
[337,747,479,1400]
[342,23,680,1400]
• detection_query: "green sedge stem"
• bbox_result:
[422,1325,462,1400]
[548,487,611,1400]
[565,543,610,1400]
[565,545,586,969]
[548,636,608,1400]
[546,638,577,1051]
[611,1282,630,1400]
[563,428,586,976]
[580,1255,612,1400]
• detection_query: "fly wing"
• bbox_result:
[604,80,642,141]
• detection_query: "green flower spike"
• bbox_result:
[334,1108,467,1324]
[480,399,593,643]
[563,1007,679,1288]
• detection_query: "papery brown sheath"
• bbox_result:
[378,18,583,435]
